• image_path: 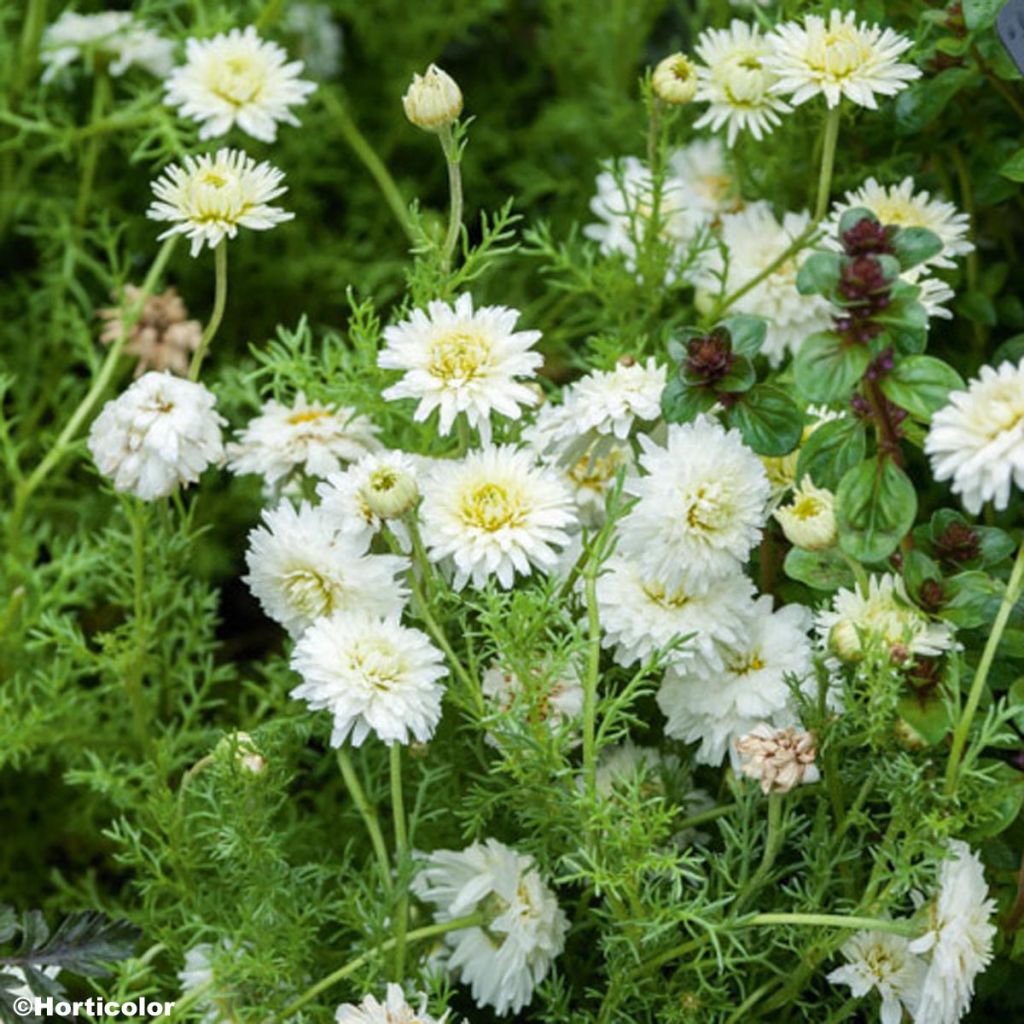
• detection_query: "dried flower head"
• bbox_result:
[736,723,820,794]
[98,285,201,378]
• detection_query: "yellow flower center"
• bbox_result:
[282,568,336,619]
[569,449,625,491]
[428,329,490,384]
[684,483,731,533]
[369,467,399,493]
[642,580,690,609]
[209,55,265,105]
[791,494,823,520]
[727,650,766,675]
[671,57,694,82]
[288,409,331,425]
[198,170,229,189]
[461,482,523,532]
[723,52,771,106]
[811,25,870,79]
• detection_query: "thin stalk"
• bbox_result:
[189,242,228,381]
[814,104,841,223]
[389,743,409,980]
[674,801,738,832]
[733,793,783,913]
[126,502,152,751]
[723,982,777,1024]
[255,0,289,31]
[945,537,1024,794]
[582,563,602,799]
[438,123,463,272]
[744,912,917,936]
[75,64,110,225]
[276,913,487,1020]
[16,0,48,93]
[336,749,392,890]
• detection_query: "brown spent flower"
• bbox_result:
[98,285,201,378]
[735,724,820,795]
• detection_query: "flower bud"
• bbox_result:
[652,53,698,105]
[364,463,419,519]
[402,64,462,131]
[773,476,837,551]
[215,731,267,775]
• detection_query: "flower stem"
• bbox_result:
[126,500,153,752]
[336,749,392,890]
[275,913,487,1019]
[744,912,917,936]
[814,103,841,223]
[582,560,602,800]
[75,64,110,225]
[438,123,464,272]
[944,536,1024,795]
[733,793,783,913]
[389,742,409,980]
[189,242,228,382]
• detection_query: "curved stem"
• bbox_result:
[189,241,228,381]
[945,537,1024,794]
[389,743,409,980]
[438,124,463,272]
[814,103,841,223]
[674,801,738,833]
[336,749,392,890]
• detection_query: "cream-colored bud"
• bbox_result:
[402,64,463,131]
[364,464,419,519]
[773,476,836,551]
[652,53,699,105]
[736,724,819,795]
[215,731,267,775]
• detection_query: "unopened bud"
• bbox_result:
[364,464,419,519]
[652,53,699,105]
[402,64,463,131]
[773,476,837,551]
[216,731,267,775]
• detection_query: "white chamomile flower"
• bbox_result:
[909,841,997,1024]
[282,3,343,80]
[336,985,449,1024]
[419,446,576,590]
[816,573,954,664]
[693,19,792,146]
[594,740,681,799]
[147,148,293,257]
[165,26,316,142]
[828,931,926,1024]
[694,202,833,365]
[765,11,921,110]
[412,838,568,1015]
[657,596,814,765]
[40,11,174,82]
[616,417,770,596]
[564,358,666,440]
[379,294,543,443]
[88,371,224,501]
[290,610,447,747]
[925,359,1024,514]
[595,555,756,669]
[913,274,956,321]
[226,393,380,489]
[773,476,837,551]
[243,501,408,639]
[667,138,736,217]
[317,450,420,550]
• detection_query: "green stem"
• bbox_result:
[126,501,152,751]
[275,913,487,1020]
[814,103,841,223]
[745,912,917,936]
[389,743,409,980]
[15,0,48,93]
[674,801,738,832]
[255,0,289,31]
[438,123,463,272]
[336,749,392,890]
[945,537,1024,794]
[582,562,602,800]
[189,242,228,381]
[733,793,783,913]
[75,64,110,225]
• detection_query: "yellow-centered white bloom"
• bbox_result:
[765,11,921,109]
[147,149,293,257]
[736,723,820,794]
[773,476,837,550]
[816,573,954,664]
[290,610,447,747]
[652,53,698,105]
[694,20,792,146]
[419,446,576,590]
[828,931,926,1024]
[336,985,450,1024]
[165,26,315,142]
[379,294,543,443]
[40,11,174,82]
[925,359,1024,514]
[402,63,463,130]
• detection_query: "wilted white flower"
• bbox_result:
[165,26,315,142]
[147,149,293,257]
[773,476,837,550]
[41,11,174,82]
[88,372,224,500]
[925,359,1024,514]
[282,3,343,80]
[243,501,408,638]
[816,573,954,663]
[694,20,792,145]
[226,393,380,488]
[909,841,997,1024]
[652,53,698,105]
[402,64,463,131]
[379,294,543,443]
[765,11,921,110]
[290,611,447,747]
[595,555,756,668]
[336,984,448,1024]
[594,740,681,798]
[828,931,926,1024]
[412,838,568,1015]
[693,202,833,365]
[657,596,814,765]
[736,723,820,794]
[481,657,583,737]
[616,417,770,596]
[419,446,576,589]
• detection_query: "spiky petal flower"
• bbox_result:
[147,148,293,257]
[555,358,666,442]
[165,26,315,142]
[736,724,820,794]
[336,985,449,1024]
[694,19,792,146]
[909,841,997,1024]
[616,417,770,595]
[765,11,920,109]
[925,359,1024,514]
[379,294,543,443]
[419,446,576,589]
[88,371,225,500]
[290,611,447,747]
[243,501,408,639]
[827,931,926,1024]
[412,838,568,1015]
[41,11,174,82]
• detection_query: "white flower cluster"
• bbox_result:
[41,11,174,82]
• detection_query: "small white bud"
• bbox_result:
[402,64,463,132]
[652,53,698,105]
[773,476,837,551]
[364,463,419,520]
[215,731,267,775]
